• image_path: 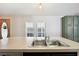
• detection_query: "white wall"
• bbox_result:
[11,16,30,37]
[31,16,61,37]
[11,16,61,37]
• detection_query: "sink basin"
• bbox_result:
[47,40,70,47]
[32,40,69,47]
[32,40,47,47]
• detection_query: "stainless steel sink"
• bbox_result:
[32,40,69,47]
[32,40,47,47]
[47,40,70,47]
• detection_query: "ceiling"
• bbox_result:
[0,3,79,16]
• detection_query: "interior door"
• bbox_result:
[0,19,10,39]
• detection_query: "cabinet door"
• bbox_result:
[62,16,68,39]
[74,16,78,42]
[77,16,79,42]
[67,16,74,40]
[74,16,79,42]
[62,17,66,38]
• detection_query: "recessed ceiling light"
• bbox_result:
[39,3,42,9]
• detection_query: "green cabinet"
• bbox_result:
[74,16,79,42]
[62,17,65,38]
[66,16,74,40]
[62,16,79,42]
[77,17,79,42]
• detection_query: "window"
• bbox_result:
[25,22,46,39]
[27,28,34,37]
[37,28,45,37]
[36,23,46,40]
[26,22,34,37]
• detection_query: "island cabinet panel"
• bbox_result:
[62,16,79,42]
[0,19,10,39]
[0,52,23,56]
[23,52,77,56]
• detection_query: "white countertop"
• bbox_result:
[0,37,79,53]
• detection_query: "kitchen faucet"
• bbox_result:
[45,35,50,45]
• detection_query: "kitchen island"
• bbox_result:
[0,37,79,56]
